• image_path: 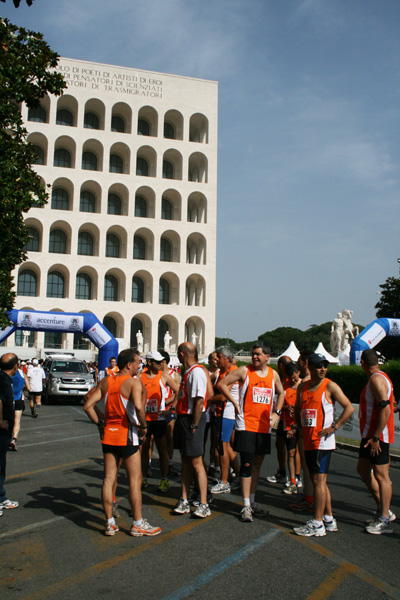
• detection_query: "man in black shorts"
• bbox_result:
[357,349,395,534]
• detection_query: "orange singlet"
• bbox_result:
[102,375,140,446]
[300,379,335,451]
[105,365,119,377]
[236,365,275,433]
[141,371,168,422]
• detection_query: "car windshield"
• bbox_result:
[51,362,88,373]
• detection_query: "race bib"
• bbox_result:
[252,387,272,404]
[301,409,317,427]
[145,398,158,413]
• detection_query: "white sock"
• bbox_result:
[134,519,143,527]
[323,515,333,523]
[243,498,251,507]
[107,517,115,525]
[312,519,323,527]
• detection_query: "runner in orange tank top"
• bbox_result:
[291,353,353,538]
[105,356,119,377]
[84,348,161,538]
[218,343,285,522]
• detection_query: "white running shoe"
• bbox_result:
[293,520,326,537]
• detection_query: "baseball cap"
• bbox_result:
[32,358,39,365]
[308,353,329,368]
[146,350,165,362]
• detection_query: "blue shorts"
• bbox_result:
[304,449,333,474]
[215,417,235,443]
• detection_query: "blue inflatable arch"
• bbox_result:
[350,317,400,364]
[0,309,119,372]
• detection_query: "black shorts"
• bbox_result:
[234,430,271,455]
[165,410,176,425]
[102,444,140,458]
[276,419,285,438]
[304,449,333,474]
[284,429,298,451]
[14,400,25,411]
[359,438,390,465]
[146,420,167,439]
[173,413,206,457]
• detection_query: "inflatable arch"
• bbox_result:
[350,317,400,364]
[0,309,118,372]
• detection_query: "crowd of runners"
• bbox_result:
[0,343,396,536]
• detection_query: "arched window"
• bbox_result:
[47,271,65,298]
[51,188,69,210]
[135,196,147,217]
[106,233,120,258]
[133,235,145,260]
[164,122,175,139]
[33,145,45,165]
[15,330,34,347]
[161,198,172,220]
[132,276,144,303]
[44,331,63,348]
[82,151,98,171]
[104,316,117,336]
[54,148,71,168]
[159,278,170,304]
[109,154,123,173]
[84,112,99,129]
[24,227,40,252]
[17,269,37,296]
[104,275,118,301]
[136,157,148,176]
[111,115,125,132]
[160,238,171,262]
[130,317,143,347]
[49,230,67,254]
[157,319,169,351]
[163,160,173,179]
[28,106,47,123]
[137,118,150,136]
[107,193,122,215]
[56,109,73,126]
[80,190,96,212]
[78,232,94,256]
[76,273,92,299]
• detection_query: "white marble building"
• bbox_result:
[10,58,218,357]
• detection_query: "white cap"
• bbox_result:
[32,359,38,365]
[146,350,165,362]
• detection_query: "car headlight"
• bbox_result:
[52,377,61,384]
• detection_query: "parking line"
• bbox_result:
[17,513,221,600]
[161,528,281,600]
[306,562,359,600]
[17,433,99,448]
[7,456,101,480]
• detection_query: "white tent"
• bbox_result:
[314,342,339,364]
[278,341,300,361]
[338,345,350,366]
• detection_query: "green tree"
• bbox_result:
[0,18,66,328]
[375,276,400,318]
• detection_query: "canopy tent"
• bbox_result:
[314,342,339,364]
[278,341,300,361]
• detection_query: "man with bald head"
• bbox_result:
[173,342,211,518]
[0,353,20,513]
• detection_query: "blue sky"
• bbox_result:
[2,0,399,342]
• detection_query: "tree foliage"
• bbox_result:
[375,276,400,319]
[0,18,66,329]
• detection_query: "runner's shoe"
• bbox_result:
[211,481,231,494]
[293,520,326,537]
[130,519,161,536]
[147,465,153,477]
[230,477,241,492]
[112,501,120,518]
[0,499,19,509]
[296,476,303,488]
[194,503,211,518]
[9,438,17,451]
[283,483,297,495]
[251,503,269,517]
[240,506,253,522]
[141,478,149,489]
[168,464,181,476]
[323,518,338,532]
[0,510,3,517]
[32,409,38,418]
[365,518,394,535]
[158,479,170,494]
[173,498,190,514]
[191,492,214,507]
[290,498,314,512]
[266,472,287,484]
[105,522,119,536]
[365,509,396,524]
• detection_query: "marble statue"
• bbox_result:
[330,309,359,355]
[136,330,143,353]
[164,330,172,352]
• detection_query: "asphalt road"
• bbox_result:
[1,403,400,600]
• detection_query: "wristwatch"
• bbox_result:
[372,435,380,443]
[190,424,198,430]
[274,409,281,416]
